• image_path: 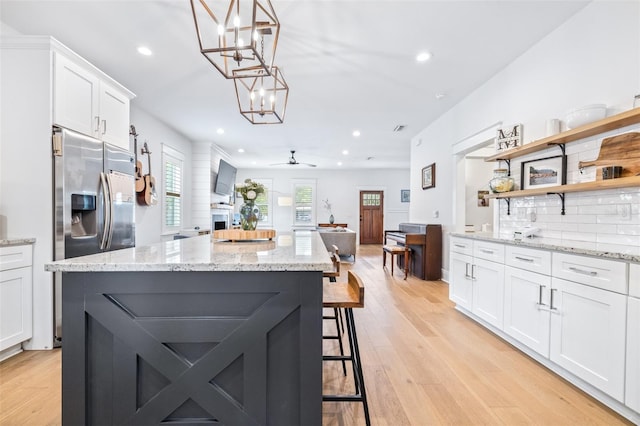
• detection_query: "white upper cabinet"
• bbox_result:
[53,52,131,149]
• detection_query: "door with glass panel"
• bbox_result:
[359,191,383,244]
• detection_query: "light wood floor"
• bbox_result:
[0,244,632,425]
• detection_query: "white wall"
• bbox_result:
[130,106,193,245]
[235,168,410,236]
[465,157,494,231]
[410,1,640,279]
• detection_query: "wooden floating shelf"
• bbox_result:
[485,176,640,199]
[213,229,276,241]
[485,107,640,162]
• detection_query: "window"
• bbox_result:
[254,178,272,228]
[292,179,316,226]
[162,145,184,233]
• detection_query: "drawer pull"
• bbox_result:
[568,267,597,276]
[454,244,466,249]
[480,249,495,254]
[515,256,534,262]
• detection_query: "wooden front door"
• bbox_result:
[359,191,384,244]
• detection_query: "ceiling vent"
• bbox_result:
[393,125,406,132]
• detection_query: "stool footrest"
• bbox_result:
[323,355,352,361]
[323,395,365,402]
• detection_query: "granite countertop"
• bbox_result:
[0,238,36,247]
[45,231,333,272]
[450,232,640,263]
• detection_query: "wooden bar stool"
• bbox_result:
[382,244,411,279]
[323,271,371,426]
[323,249,346,375]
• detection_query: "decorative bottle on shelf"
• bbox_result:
[489,168,515,193]
[329,214,334,224]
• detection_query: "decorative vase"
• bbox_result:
[240,202,259,231]
[489,168,515,193]
[329,214,334,224]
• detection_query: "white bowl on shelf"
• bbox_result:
[565,104,607,129]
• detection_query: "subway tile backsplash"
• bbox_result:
[496,124,640,253]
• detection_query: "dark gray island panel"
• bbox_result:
[62,270,322,426]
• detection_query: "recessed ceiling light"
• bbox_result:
[137,46,153,56]
[416,51,431,62]
[435,93,445,100]
[337,161,343,166]
[352,130,361,137]
[251,161,257,165]
[238,148,245,153]
[216,128,224,135]
[342,150,349,155]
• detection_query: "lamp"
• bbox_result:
[277,196,292,207]
[233,65,289,124]
[190,0,280,79]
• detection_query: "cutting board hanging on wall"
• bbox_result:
[578,132,640,179]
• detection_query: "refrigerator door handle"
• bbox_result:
[100,172,111,250]
[105,173,116,249]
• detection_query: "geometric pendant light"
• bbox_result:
[190,0,280,79]
[233,65,289,124]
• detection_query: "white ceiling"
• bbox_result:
[0,0,589,169]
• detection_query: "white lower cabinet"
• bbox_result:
[450,251,473,310]
[504,266,551,357]
[626,281,640,412]
[0,245,33,353]
[449,237,504,329]
[549,277,627,402]
[450,236,638,421]
[471,259,504,329]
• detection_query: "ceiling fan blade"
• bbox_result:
[270,150,316,167]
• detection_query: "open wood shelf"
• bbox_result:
[485,175,640,199]
[485,107,640,162]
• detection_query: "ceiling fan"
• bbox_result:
[270,150,317,167]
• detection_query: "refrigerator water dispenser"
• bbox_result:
[71,193,96,237]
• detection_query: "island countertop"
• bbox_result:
[45,231,333,272]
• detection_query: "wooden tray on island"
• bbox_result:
[213,229,276,242]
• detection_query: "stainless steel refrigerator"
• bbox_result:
[53,126,135,344]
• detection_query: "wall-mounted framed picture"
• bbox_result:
[520,155,567,190]
[477,190,489,207]
[422,163,436,190]
[400,189,410,202]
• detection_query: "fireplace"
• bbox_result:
[211,211,231,231]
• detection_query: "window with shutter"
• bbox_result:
[292,180,316,226]
[162,145,184,233]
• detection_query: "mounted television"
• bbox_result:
[214,159,237,196]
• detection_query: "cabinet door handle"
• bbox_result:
[101,119,107,135]
[94,116,100,132]
[471,264,477,280]
[536,285,546,306]
[464,263,470,279]
[549,288,558,311]
[480,249,494,254]
[515,256,534,262]
[568,266,597,276]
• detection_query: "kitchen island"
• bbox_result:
[45,232,332,426]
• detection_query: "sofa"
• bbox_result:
[317,227,357,260]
